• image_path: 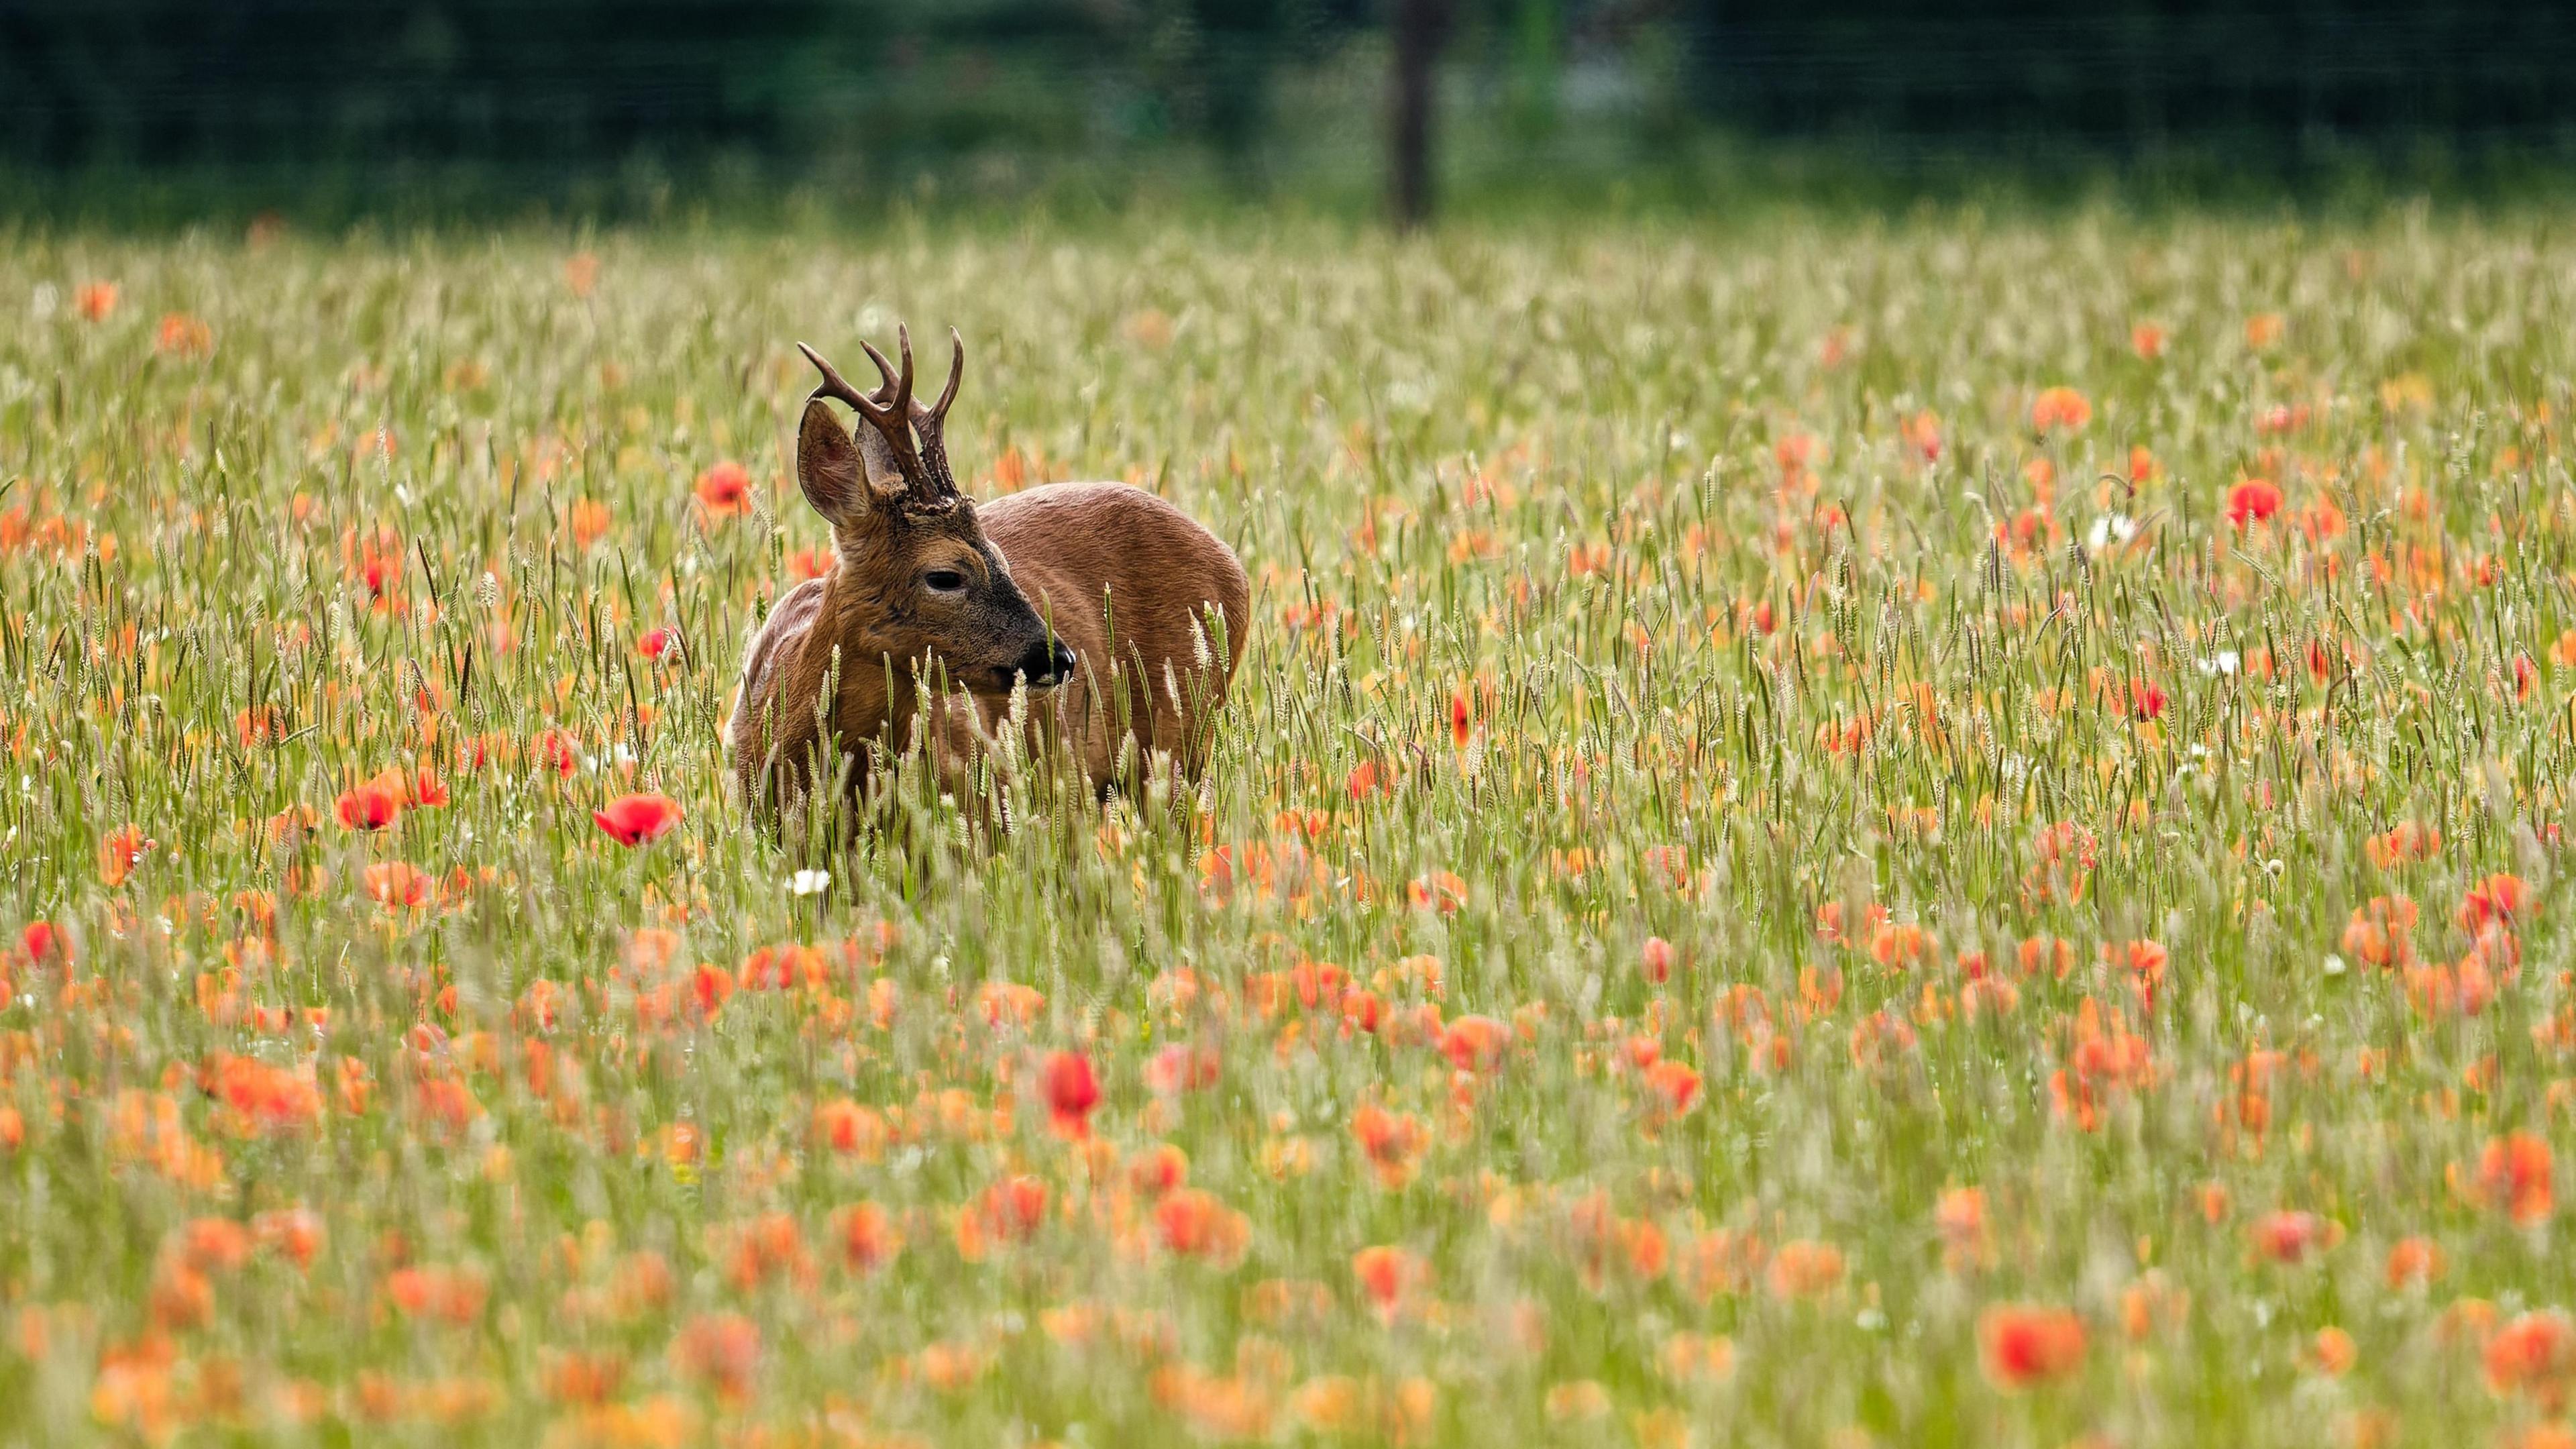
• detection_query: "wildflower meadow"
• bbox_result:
[4,213,2575,1446]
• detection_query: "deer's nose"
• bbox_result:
[1016,639,1076,686]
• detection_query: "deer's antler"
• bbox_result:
[797,333,961,512]
[858,326,967,507]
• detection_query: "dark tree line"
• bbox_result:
[0,1,1361,172]
[6,1,2573,223]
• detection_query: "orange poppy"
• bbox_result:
[2031,386,2092,433]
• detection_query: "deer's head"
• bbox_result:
[792,329,1075,696]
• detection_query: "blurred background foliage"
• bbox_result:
[5,0,2575,225]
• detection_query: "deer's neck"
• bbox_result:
[772,566,913,795]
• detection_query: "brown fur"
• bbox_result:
[981,481,1250,784]
[727,337,1248,821]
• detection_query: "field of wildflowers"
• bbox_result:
[3,213,2575,1446]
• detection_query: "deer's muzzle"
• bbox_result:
[1012,639,1077,688]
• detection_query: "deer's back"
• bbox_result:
[981,482,1248,778]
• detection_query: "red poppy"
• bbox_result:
[20,921,68,967]
[537,729,580,777]
[1145,1042,1220,1095]
[1766,1239,1846,1299]
[1978,1303,2088,1389]
[1154,1189,1247,1262]
[2384,1236,2444,1288]
[2459,873,2532,934]
[1351,1104,1428,1188]
[2251,1210,2339,1265]
[673,1311,760,1401]
[1040,1051,1101,1138]
[1352,1245,1429,1319]
[1642,1060,1702,1116]
[155,313,213,358]
[405,767,449,809]
[979,1175,1050,1241]
[356,545,400,600]
[2487,1311,2576,1405]
[1128,1142,1189,1197]
[694,462,753,517]
[335,780,403,831]
[1407,871,1468,914]
[253,1208,325,1270]
[835,1202,900,1271]
[1339,987,1384,1034]
[384,1264,488,1324]
[1440,1015,1511,1073]
[639,627,674,660]
[98,825,151,886]
[689,963,736,1019]
[2226,480,2284,529]
[2478,1132,2554,1227]
[207,1054,323,1134]
[1640,936,1677,985]
[594,793,682,846]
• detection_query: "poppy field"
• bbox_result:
[5,213,2576,1446]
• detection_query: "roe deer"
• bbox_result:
[727,326,1249,820]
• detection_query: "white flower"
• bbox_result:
[2084,514,2140,549]
[2196,651,2240,676]
[790,869,830,897]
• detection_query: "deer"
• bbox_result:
[727,325,1249,827]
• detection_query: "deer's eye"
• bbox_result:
[923,569,967,594]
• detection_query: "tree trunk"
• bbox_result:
[1389,0,1454,230]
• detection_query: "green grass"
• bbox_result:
[3,210,2576,1446]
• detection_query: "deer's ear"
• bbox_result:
[798,399,912,524]
[796,399,865,521]
[852,426,913,502]
[796,398,885,523]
